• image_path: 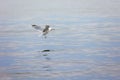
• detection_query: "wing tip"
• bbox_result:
[32,24,37,26]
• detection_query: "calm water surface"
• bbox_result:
[0,0,120,80]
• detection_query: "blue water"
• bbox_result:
[0,0,120,80]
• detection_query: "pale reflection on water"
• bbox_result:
[0,0,120,80]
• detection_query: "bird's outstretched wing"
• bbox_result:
[32,25,42,31]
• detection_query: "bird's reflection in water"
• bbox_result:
[41,49,52,60]
[38,49,53,71]
[41,49,53,52]
[42,65,52,71]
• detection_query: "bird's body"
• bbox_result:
[32,25,54,38]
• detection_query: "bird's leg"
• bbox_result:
[44,35,47,38]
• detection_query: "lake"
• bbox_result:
[0,0,120,80]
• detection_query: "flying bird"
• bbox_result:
[32,24,55,38]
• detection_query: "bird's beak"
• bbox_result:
[51,29,55,31]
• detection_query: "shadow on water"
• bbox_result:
[33,49,54,72]
[37,49,55,60]
[40,49,53,71]
[41,49,54,53]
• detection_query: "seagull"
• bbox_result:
[32,24,55,38]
